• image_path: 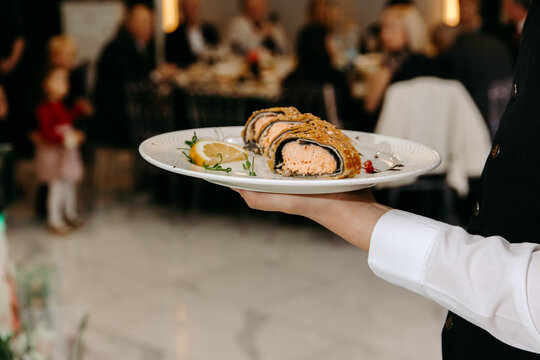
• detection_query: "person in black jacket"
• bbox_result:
[94,4,175,147]
[438,30,513,125]
[165,0,219,68]
[235,1,540,358]
[501,0,530,63]
[0,0,25,147]
[282,24,352,124]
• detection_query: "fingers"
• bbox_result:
[232,188,376,213]
[232,189,285,212]
[232,188,308,215]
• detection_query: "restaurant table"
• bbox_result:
[172,55,296,129]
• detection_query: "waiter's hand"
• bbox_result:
[233,189,391,252]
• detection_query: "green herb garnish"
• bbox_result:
[181,150,194,164]
[203,153,232,173]
[243,154,257,176]
[185,132,199,148]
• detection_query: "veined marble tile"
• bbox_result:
[89,286,336,360]
[76,325,173,360]
[264,280,446,359]
[193,257,331,308]
[5,203,447,360]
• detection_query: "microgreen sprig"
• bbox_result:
[185,132,199,148]
[203,153,232,173]
[180,149,194,164]
[243,153,257,176]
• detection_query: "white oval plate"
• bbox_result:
[139,126,441,194]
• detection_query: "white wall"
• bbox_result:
[200,0,444,44]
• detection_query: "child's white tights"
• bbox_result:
[47,180,78,227]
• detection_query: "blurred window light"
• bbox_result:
[163,0,180,33]
[443,0,460,27]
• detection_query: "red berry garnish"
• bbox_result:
[363,160,374,173]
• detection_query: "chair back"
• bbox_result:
[376,77,491,196]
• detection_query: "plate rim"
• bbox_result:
[139,126,442,189]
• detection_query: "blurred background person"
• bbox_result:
[227,0,289,55]
[47,35,91,109]
[306,0,331,26]
[358,0,414,54]
[431,24,459,55]
[359,23,382,54]
[386,0,415,4]
[35,67,91,235]
[0,0,26,146]
[0,4,25,78]
[282,24,353,124]
[2,0,63,159]
[363,4,438,114]
[458,0,484,33]
[439,0,513,126]
[94,3,176,148]
[165,0,220,68]
[304,0,355,66]
[34,35,94,221]
[0,84,7,121]
[502,0,530,63]
[0,82,8,204]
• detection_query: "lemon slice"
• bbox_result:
[190,140,247,167]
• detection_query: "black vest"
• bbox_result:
[442,1,540,359]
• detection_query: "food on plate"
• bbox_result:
[269,119,363,177]
[242,108,362,178]
[242,107,301,149]
[256,113,319,156]
[190,140,247,167]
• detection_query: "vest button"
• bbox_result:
[491,144,501,159]
[445,315,454,331]
[473,201,480,216]
[512,83,518,99]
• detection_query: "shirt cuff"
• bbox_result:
[367,209,452,296]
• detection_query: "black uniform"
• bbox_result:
[94,29,156,147]
[441,1,540,358]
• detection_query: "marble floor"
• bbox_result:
[5,199,447,360]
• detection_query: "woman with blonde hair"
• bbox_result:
[364,4,438,114]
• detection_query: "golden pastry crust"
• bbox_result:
[242,108,362,178]
[241,107,301,146]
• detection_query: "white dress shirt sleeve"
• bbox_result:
[368,209,540,354]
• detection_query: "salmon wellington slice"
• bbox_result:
[269,119,362,178]
[242,107,362,178]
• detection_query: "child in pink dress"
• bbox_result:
[35,67,92,235]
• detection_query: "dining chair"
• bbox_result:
[375,77,492,224]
